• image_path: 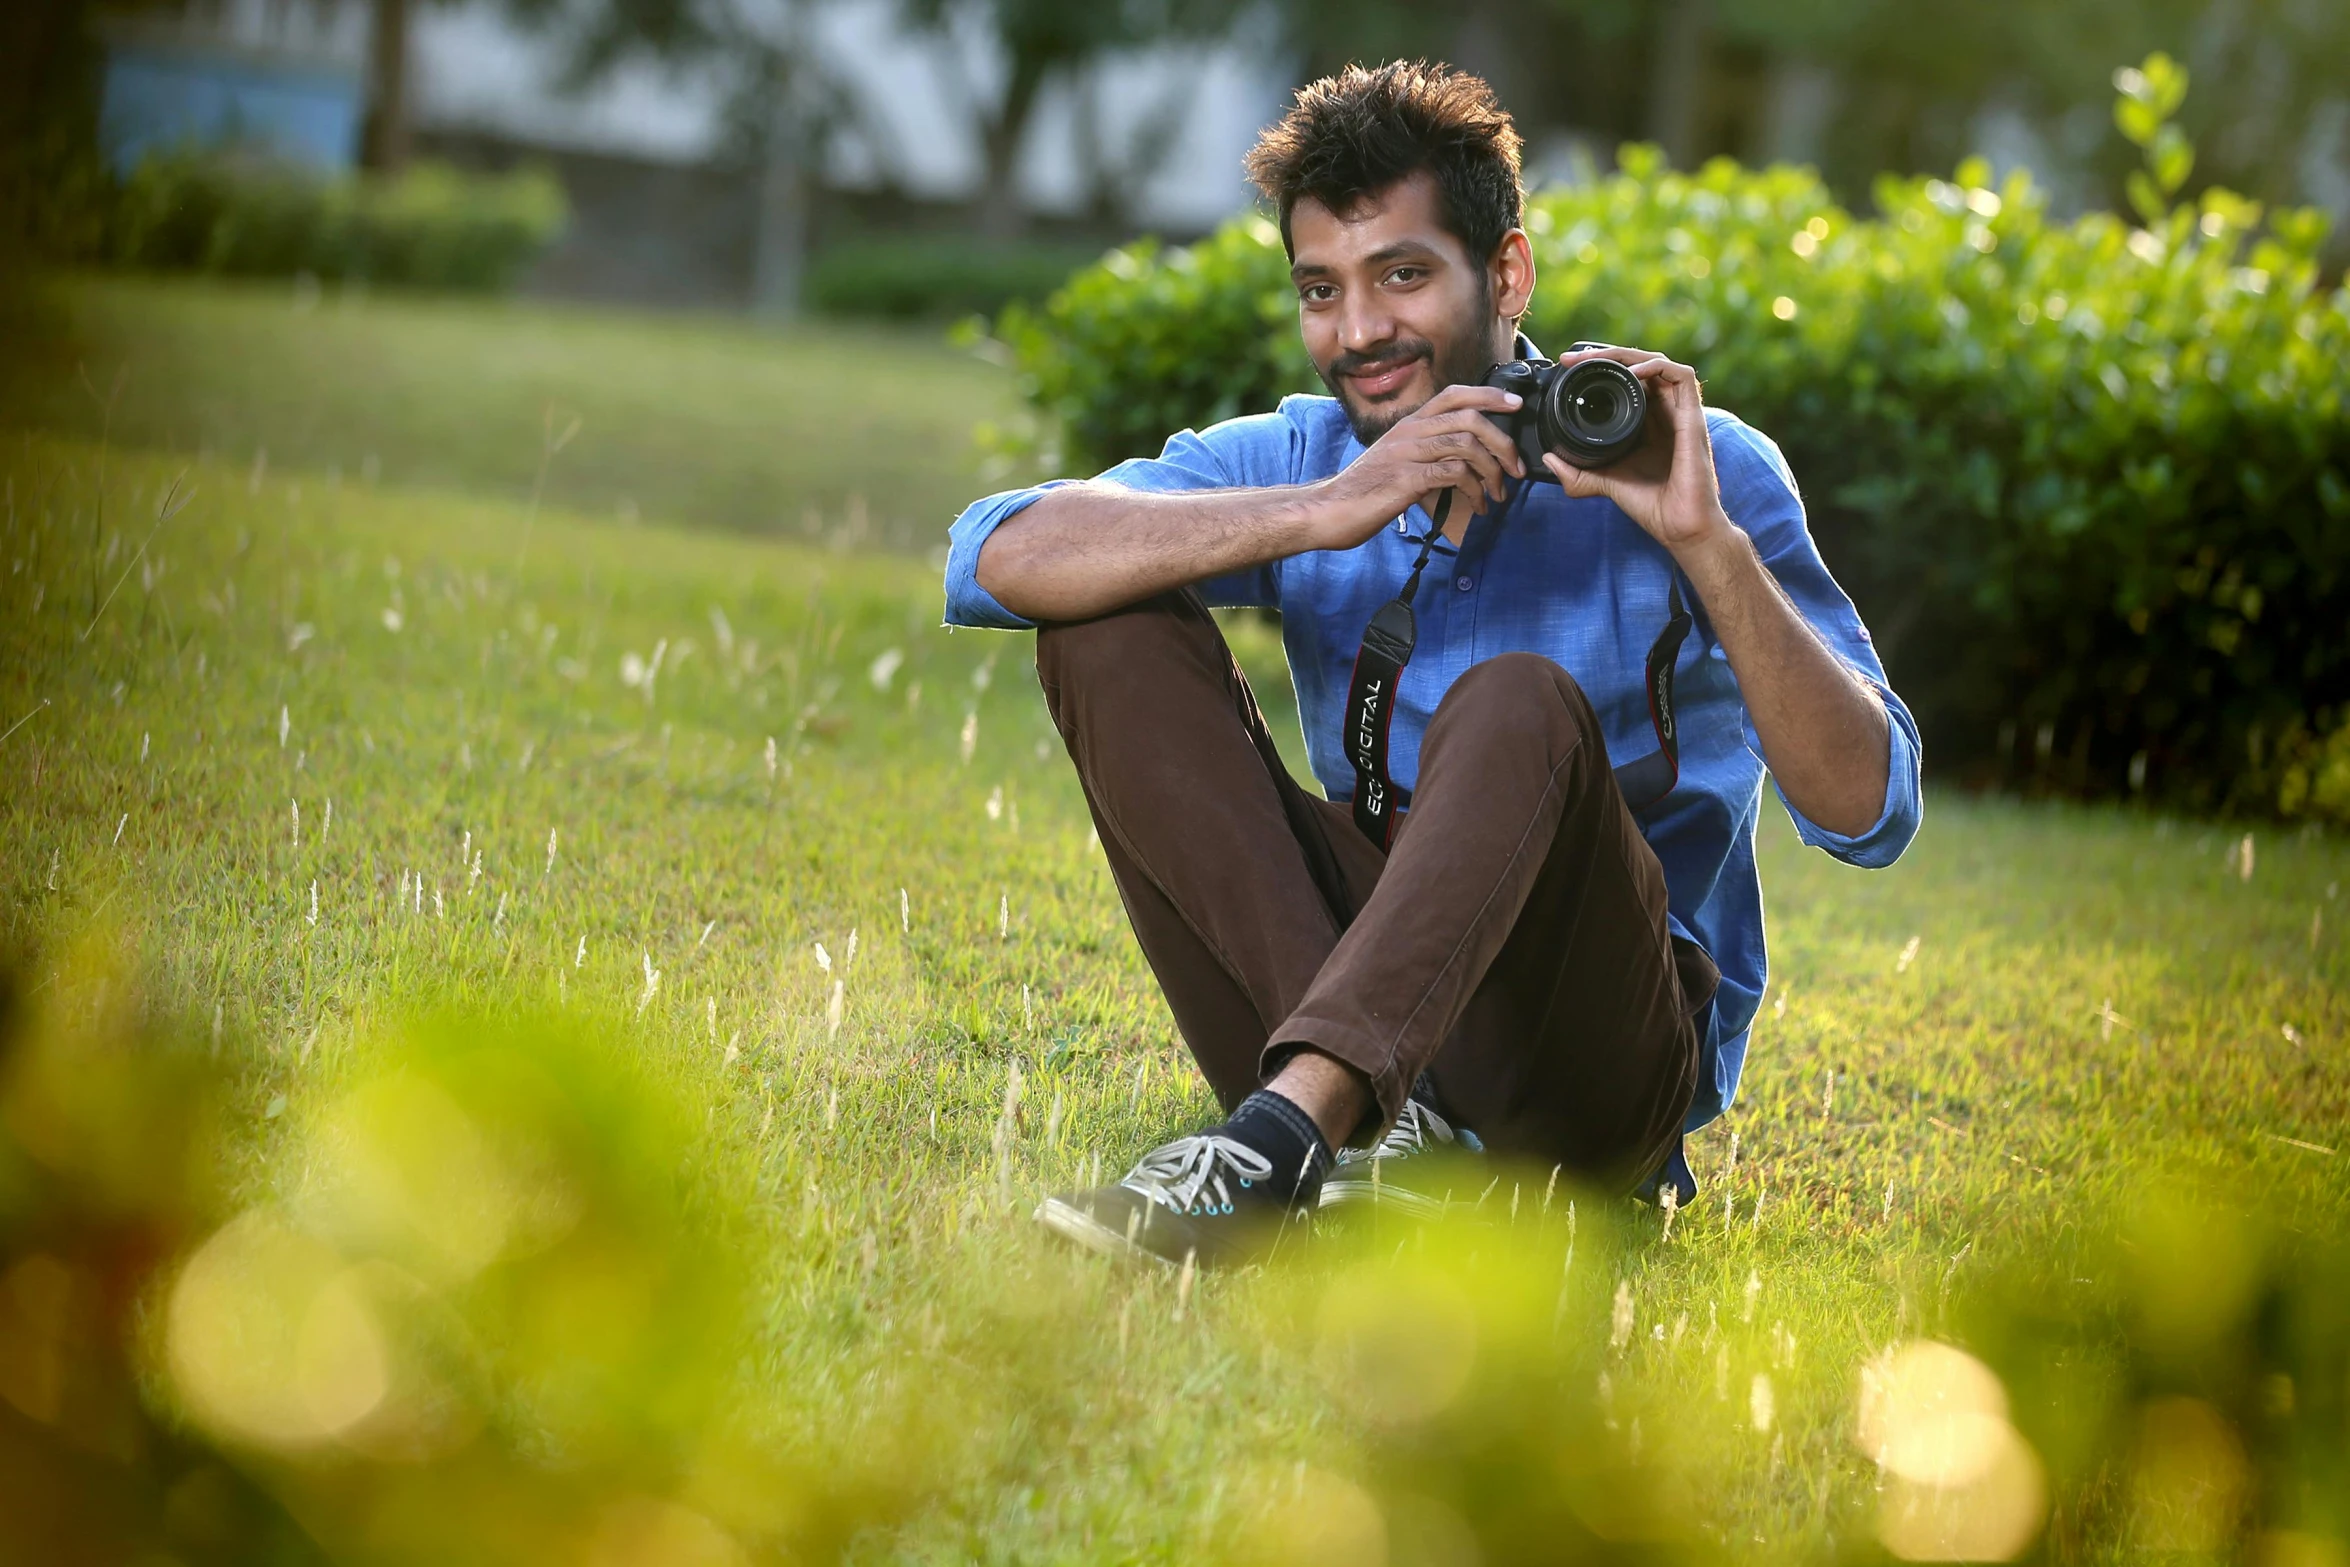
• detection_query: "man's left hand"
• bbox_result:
[1539,345,1733,560]
[1544,345,1892,837]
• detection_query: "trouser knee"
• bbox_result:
[1434,652,1599,743]
[1033,589,1208,702]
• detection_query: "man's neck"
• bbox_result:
[1436,323,1524,548]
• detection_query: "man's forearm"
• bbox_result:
[1676,526,1890,836]
[975,482,1329,623]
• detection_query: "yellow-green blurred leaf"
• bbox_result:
[2152,125,2195,196]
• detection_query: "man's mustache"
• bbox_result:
[1327,342,1434,384]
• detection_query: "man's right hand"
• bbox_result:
[972,384,1528,624]
[1305,383,1528,551]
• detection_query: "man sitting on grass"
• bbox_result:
[941,61,1922,1266]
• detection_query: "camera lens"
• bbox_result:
[1541,360,1646,469]
[1573,384,1619,431]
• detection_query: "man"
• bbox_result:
[941,61,1922,1266]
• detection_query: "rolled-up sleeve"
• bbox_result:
[1775,677,1923,867]
[1712,412,1925,869]
[940,415,1298,630]
[943,481,1071,630]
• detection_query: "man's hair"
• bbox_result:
[1244,61,1524,265]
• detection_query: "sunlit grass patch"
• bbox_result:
[3,432,2346,1562]
[1,274,1021,546]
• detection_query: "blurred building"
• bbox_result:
[98,0,370,171]
[94,0,1292,308]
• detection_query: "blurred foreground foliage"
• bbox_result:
[1961,1189,2350,1562]
[0,934,924,1565]
[5,935,2345,1565]
[49,154,568,293]
[988,55,2350,822]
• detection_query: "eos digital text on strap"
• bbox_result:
[1341,490,1695,850]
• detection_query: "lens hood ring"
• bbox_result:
[1544,358,1646,469]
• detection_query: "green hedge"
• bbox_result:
[101,154,567,292]
[988,62,2350,821]
[806,236,1100,321]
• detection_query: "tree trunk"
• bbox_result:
[977,56,1048,240]
[1450,0,1520,121]
[360,0,411,172]
[1073,72,1110,225]
[752,92,809,318]
[1761,58,1838,168]
[1644,0,1709,168]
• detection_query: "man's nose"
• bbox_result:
[1336,294,1397,357]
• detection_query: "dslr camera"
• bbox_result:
[1479,345,1647,476]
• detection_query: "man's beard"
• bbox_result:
[1314,280,1502,446]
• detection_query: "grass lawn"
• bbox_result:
[3,283,2347,1563]
[0,274,1023,548]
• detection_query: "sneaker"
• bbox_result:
[1034,1130,1317,1267]
[1317,1093,1483,1218]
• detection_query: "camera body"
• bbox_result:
[1479,346,1648,478]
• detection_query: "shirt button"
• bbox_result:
[1454,575,1474,592]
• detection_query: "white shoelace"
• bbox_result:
[1119,1134,1275,1217]
[1340,1097,1455,1166]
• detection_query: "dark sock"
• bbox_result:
[1410,1072,1489,1153]
[1222,1089,1333,1203]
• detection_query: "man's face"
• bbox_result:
[1288,170,1515,446]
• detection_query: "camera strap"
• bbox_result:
[1343,493,1695,851]
[1342,496,1446,850]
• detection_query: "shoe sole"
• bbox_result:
[1033,1197,1315,1267]
[1032,1197,1178,1266]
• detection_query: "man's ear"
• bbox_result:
[1491,229,1536,324]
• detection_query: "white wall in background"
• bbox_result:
[409,0,1292,231]
[409,5,725,164]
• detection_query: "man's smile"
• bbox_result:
[1342,354,1426,401]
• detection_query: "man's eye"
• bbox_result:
[1385,267,1424,285]
[1300,284,1336,303]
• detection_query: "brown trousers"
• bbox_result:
[1036,589,1714,1193]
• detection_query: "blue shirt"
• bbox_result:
[942,391,1923,1132]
